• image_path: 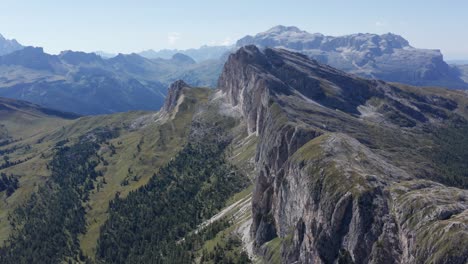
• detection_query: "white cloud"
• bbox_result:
[375,21,385,27]
[167,32,181,45]
[220,36,234,46]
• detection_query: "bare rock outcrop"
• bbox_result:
[162,80,191,113]
[219,45,468,263]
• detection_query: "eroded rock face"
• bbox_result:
[275,134,468,264]
[219,46,468,263]
[163,80,191,113]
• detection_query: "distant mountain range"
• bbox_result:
[237,25,468,89]
[0,34,23,56]
[0,47,222,115]
[138,45,231,62]
[93,45,231,62]
[0,26,467,116]
[135,25,468,89]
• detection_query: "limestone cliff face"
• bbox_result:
[162,80,191,113]
[218,45,271,134]
[219,46,468,263]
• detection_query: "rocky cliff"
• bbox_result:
[219,45,468,263]
[162,79,192,113]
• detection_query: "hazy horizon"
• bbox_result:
[1,0,468,59]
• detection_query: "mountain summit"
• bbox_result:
[0,33,23,56]
[237,26,467,89]
[220,45,468,263]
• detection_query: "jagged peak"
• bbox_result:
[170,79,190,89]
[229,45,265,63]
[0,33,20,43]
[162,80,192,113]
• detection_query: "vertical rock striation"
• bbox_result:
[162,80,192,113]
[219,45,468,263]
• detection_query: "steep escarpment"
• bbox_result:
[162,79,192,113]
[219,46,468,263]
[278,134,467,264]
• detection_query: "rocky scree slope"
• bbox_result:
[219,45,468,263]
[237,26,467,89]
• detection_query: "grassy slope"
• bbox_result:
[80,88,212,258]
[0,89,213,251]
[0,102,77,242]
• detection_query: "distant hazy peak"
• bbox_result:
[93,50,117,59]
[138,45,232,62]
[171,53,196,64]
[265,25,303,34]
[0,33,24,56]
[240,25,411,46]
[59,50,103,65]
[2,46,43,56]
[13,46,45,55]
[108,52,149,65]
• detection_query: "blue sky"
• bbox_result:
[0,0,467,59]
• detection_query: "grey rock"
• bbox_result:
[219,45,468,263]
[0,33,23,56]
[163,80,191,112]
[236,26,468,89]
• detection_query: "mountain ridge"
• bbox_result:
[219,45,468,263]
[0,96,80,120]
[0,34,23,56]
[237,25,468,89]
[137,45,232,62]
[0,47,222,115]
